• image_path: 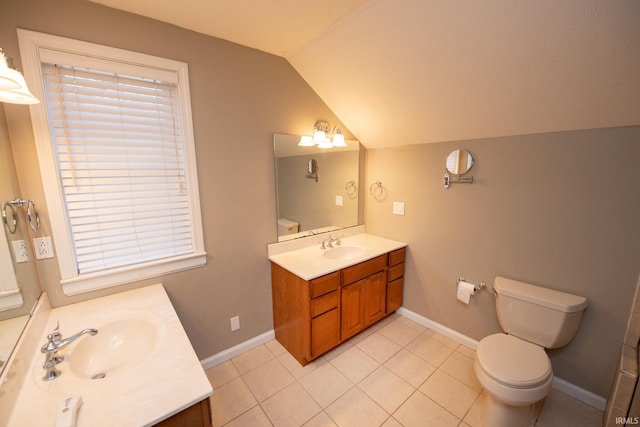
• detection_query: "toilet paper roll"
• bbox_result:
[457,281,476,304]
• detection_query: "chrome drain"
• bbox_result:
[91,373,106,379]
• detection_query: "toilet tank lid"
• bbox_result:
[494,277,587,313]
[277,218,299,227]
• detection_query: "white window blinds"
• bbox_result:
[42,63,194,275]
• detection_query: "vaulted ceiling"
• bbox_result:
[87,0,640,148]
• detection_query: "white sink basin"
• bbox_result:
[68,318,158,379]
[323,246,366,260]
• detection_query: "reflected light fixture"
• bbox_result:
[298,119,347,148]
[0,48,39,105]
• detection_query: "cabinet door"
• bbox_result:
[364,271,386,327]
[387,278,403,314]
[311,308,340,358]
[341,280,365,340]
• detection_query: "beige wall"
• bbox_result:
[0,0,353,358]
[365,126,640,397]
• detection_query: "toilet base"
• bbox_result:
[481,393,545,427]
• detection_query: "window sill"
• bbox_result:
[61,252,207,296]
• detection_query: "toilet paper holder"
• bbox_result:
[457,277,486,292]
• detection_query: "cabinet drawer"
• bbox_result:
[310,272,340,298]
[342,255,387,286]
[388,248,406,267]
[387,263,404,282]
[311,290,339,317]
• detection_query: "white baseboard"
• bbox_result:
[200,330,274,371]
[552,376,607,411]
[199,309,607,411]
[397,307,607,411]
[397,307,479,350]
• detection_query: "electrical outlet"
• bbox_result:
[33,236,55,260]
[11,240,29,263]
[230,316,240,332]
[335,195,343,207]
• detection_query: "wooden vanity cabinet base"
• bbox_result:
[271,248,405,365]
[154,397,212,427]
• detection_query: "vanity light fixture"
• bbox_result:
[0,48,39,105]
[298,135,315,147]
[298,119,347,148]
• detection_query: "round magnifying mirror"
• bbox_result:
[445,149,474,175]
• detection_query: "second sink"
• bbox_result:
[68,317,158,379]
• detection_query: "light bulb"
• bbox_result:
[298,135,315,146]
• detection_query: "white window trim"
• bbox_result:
[17,29,206,296]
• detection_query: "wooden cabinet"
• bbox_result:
[271,247,405,365]
[154,397,212,427]
[341,271,386,340]
[271,266,341,365]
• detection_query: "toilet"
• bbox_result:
[474,276,587,427]
[277,218,299,236]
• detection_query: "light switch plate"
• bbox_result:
[393,201,405,216]
[230,316,240,331]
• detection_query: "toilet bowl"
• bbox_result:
[474,277,587,427]
[474,333,553,426]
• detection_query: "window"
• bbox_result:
[18,30,206,295]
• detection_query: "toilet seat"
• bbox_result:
[476,333,552,389]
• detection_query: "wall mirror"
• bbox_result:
[0,111,42,375]
[273,133,363,242]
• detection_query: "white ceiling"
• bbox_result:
[88,0,640,148]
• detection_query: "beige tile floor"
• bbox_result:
[206,314,603,427]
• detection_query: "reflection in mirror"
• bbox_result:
[0,220,22,312]
[274,133,362,242]
[306,159,318,183]
[0,107,42,375]
[445,149,474,175]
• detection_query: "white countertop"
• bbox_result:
[268,233,407,280]
[7,284,212,427]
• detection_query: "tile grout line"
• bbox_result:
[211,315,602,427]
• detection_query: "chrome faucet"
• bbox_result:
[320,235,342,249]
[41,322,98,381]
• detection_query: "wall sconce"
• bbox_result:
[298,119,347,148]
[0,48,39,105]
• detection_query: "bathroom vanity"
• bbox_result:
[1,284,212,427]
[269,231,406,365]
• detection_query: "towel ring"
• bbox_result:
[2,202,17,234]
[27,199,40,232]
[345,180,357,196]
[369,181,383,198]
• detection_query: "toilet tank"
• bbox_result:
[277,218,299,235]
[494,277,588,349]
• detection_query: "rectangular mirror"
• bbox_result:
[274,133,363,242]
[0,108,42,376]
